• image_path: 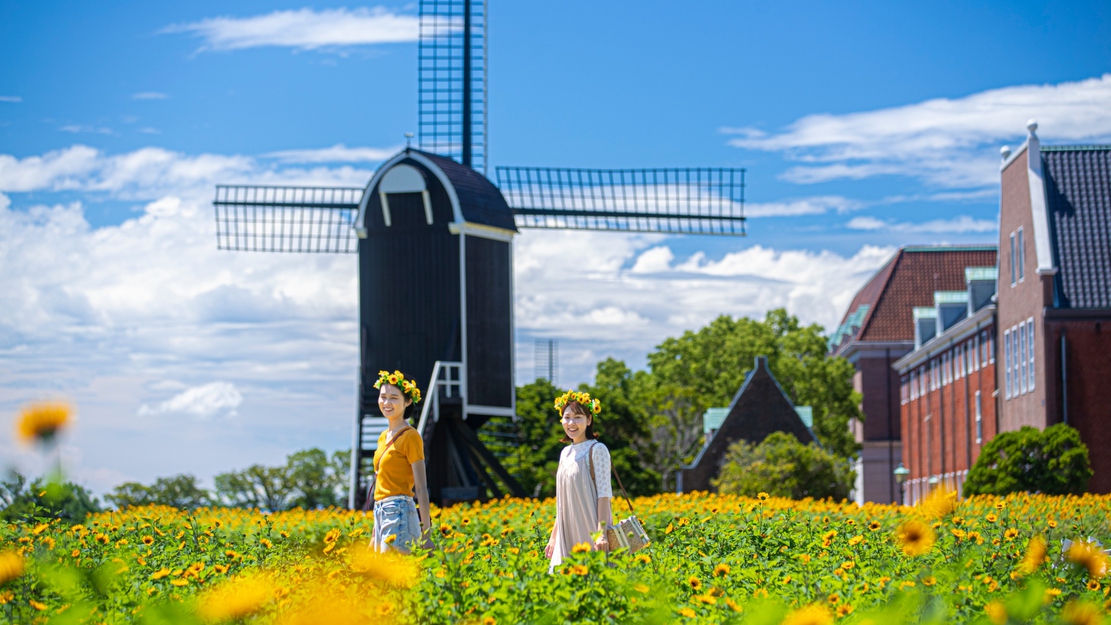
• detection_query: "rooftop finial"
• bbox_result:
[1000,145,1011,160]
[1026,119,1038,136]
[405,132,414,148]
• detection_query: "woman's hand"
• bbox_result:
[544,541,554,558]
[594,533,609,552]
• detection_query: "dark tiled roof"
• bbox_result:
[830,247,998,354]
[417,151,519,232]
[1043,147,1111,309]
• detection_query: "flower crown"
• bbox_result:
[553,390,601,415]
[374,370,422,404]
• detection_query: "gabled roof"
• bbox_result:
[417,151,518,232]
[1042,146,1111,309]
[830,246,998,354]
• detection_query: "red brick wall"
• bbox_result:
[998,149,1051,431]
[898,325,997,501]
[1042,320,1111,493]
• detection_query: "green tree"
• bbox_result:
[0,470,102,522]
[507,378,566,498]
[713,431,855,500]
[106,474,210,510]
[963,424,1092,496]
[647,309,861,459]
[286,448,343,509]
[581,358,661,497]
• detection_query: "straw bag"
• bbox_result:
[588,442,651,554]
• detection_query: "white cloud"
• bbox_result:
[745,195,862,217]
[132,92,168,100]
[138,382,243,419]
[60,125,114,135]
[727,74,1111,188]
[164,7,422,52]
[514,228,895,383]
[846,215,997,234]
[264,144,401,164]
[0,96,21,103]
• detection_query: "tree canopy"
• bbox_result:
[712,431,855,500]
[963,424,1092,496]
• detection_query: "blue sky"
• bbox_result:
[1,1,1109,494]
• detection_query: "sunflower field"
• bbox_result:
[1,489,1110,625]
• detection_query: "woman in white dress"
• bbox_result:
[545,390,613,571]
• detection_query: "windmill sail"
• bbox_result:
[214,185,361,253]
[497,167,746,235]
[419,0,487,173]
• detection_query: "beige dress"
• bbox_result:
[550,440,612,570]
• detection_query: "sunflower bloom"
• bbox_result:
[16,401,72,444]
[688,576,702,590]
[918,485,958,519]
[0,552,24,585]
[1068,540,1109,580]
[985,601,1007,625]
[713,563,730,577]
[197,575,273,623]
[347,545,418,587]
[896,519,936,557]
[1061,600,1102,625]
[782,604,834,625]
[1019,536,1047,576]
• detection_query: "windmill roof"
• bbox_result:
[415,150,518,232]
[1042,145,1111,309]
[829,246,998,354]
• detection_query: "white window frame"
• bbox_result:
[975,390,983,444]
[1017,227,1026,282]
[1019,322,1028,395]
[1028,319,1036,392]
[1004,329,1011,399]
[1010,232,1017,286]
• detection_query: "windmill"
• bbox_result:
[213,0,747,509]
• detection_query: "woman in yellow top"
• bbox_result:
[370,370,432,553]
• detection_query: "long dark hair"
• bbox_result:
[559,400,598,443]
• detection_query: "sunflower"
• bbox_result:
[781,604,833,625]
[1068,540,1109,580]
[868,521,882,532]
[16,401,72,444]
[688,576,702,591]
[985,601,1007,625]
[896,519,936,557]
[197,575,273,622]
[1004,528,1019,540]
[0,552,24,586]
[1061,600,1102,625]
[713,563,730,577]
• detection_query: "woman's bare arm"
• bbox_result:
[411,460,432,536]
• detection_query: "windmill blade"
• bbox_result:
[496,167,746,236]
[213,185,362,253]
[419,0,486,173]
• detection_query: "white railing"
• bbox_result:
[416,361,465,438]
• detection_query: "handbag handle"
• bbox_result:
[588,441,636,516]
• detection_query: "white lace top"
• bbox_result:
[560,440,612,498]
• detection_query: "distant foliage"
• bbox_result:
[713,431,856,500]
[963,424,1092,496]
[104,448,350,512]
[0,470,101,523]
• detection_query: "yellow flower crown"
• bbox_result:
[374,370,422,404]
[553,390,601,415]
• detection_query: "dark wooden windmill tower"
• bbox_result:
[212,0,747,509]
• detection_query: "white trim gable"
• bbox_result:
[1024,129,1056,275]
[355,150,464,237]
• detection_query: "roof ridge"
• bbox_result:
[1041,145,1111,152]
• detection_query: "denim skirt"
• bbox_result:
[372,495,421,552]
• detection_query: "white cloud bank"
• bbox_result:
[164,7,421,52]
[263,144,401,164]
[138,382,243,419]
[727,74,1111,188]
[132,92,168,100]
[847,215,997,234]
[0,96,21,103]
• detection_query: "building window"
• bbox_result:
[957,347,963,379]
[1010,232,1017,286]
[973,335,980,371]
[1028,320,1036,391]
[988,331,995,364]
[1004,330,1011,399]
[1017,228,1026,282]
[975,391,983,444]
[1020,322,1028,395]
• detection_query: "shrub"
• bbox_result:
[963,423,1092,496]
[712,431,855,500]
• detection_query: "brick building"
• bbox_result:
[678,357,816,492]
[893,267,999,503]
[829,246,997,504]
[996,124,1111,493]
